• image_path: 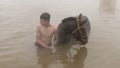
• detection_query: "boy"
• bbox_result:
[36,12,56,49]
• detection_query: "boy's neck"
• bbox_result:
[43,24,51,28]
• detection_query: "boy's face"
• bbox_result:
[40,19,48,26]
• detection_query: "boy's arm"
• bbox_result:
[50,29,58,52]
[36,27,50,48]
[51,29,59,46]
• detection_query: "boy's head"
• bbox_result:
[40,12,50,26]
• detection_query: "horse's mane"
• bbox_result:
[57,17,77,44]
[62,17,76,23]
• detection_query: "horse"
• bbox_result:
[56,13,90,45]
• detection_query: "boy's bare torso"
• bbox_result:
[38,25,55,45]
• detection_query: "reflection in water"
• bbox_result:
[99,0,116,14]
[36,44,87,68]
[64,46,87,68]
[36,46,55,68]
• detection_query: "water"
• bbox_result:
[0,0,120,68]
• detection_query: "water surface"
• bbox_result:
[0,0,120,68]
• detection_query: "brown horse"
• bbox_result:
[56,14,90,45]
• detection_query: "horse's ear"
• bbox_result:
[78,13,82,19]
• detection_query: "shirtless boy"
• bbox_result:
[36,12,56,49]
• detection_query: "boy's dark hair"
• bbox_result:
[40,12,50,22]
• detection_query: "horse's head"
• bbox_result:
[72,13,88,45]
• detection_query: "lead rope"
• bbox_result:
[77,18,84,43]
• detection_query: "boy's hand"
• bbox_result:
[50,46,55,49]
[49,46,56,53]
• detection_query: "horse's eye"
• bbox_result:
[81,28,86,35]
[81,28,84,31]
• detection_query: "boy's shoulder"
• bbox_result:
[50,25,56,31]
[37,25,42,31]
